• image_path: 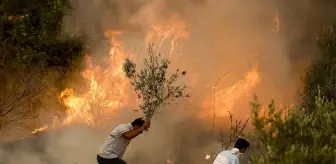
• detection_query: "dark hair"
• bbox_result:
[234,138,250,149]
[131,117,145,127]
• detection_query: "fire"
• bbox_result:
[200,65,261,118]
[166,159,175,164]
[31,125,48,134]
[146,14,189,59]
[31,14,188,134]
[31,31,131,133]
[60,32,130,126]
[205,154,211,161]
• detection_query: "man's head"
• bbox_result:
[234,138,250,153]
[131,117,145,129]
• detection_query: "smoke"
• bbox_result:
[2,0,336,164]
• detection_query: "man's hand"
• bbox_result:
[123,120,150,139]
[143,120,151,131]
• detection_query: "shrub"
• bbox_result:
[251,94,336,164]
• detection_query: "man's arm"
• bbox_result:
[122,126,144,140]
[121,120,150,140]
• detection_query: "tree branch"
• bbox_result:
[221,111,250,149]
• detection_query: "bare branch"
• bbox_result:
[221,111,249,150]
[0,70,45,134]
[212,73,228,136]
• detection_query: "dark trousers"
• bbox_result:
[97,155,127,164]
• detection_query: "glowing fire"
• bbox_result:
[205,154,211,160]
[166,159,175,164]
[30,32,131,134]
[31,125,48,134]
[146,14,189,59]
[200,65,261,118]
[59,32,130,126]
[31,14,189,134]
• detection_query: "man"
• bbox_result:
[213,138,250,164]
[97,118,150,164]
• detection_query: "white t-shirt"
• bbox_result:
[213,148,240,164]
[97,123,133,159]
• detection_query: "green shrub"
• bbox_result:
[302,26,336,111]
[251,94,336,164]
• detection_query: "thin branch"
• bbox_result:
[221,111,250,149]
[212,72,228,136]
[0,70,45,134]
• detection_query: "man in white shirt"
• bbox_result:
[213,138,250,164]
[97,118,150,164]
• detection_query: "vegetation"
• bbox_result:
[220,111,249,150]
[123,44,188,120]
[0,0,84,70]
[251,26,336,163]
[302,26,336,111]
[0,0,85,134]
[251,95,336,163]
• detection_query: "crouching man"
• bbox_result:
[213,138,250,164]
[97,118,150,164]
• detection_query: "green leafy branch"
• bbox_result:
[123,44,189,120]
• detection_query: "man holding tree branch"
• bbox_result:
[97,118,150,164]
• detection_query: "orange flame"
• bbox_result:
[31,125,48,134]
[146,14,189,59]
[200,65,261,118]
[60,32,130,126]
[31,14,189,134]
[205,154,211,160]
[166,159,175,164]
